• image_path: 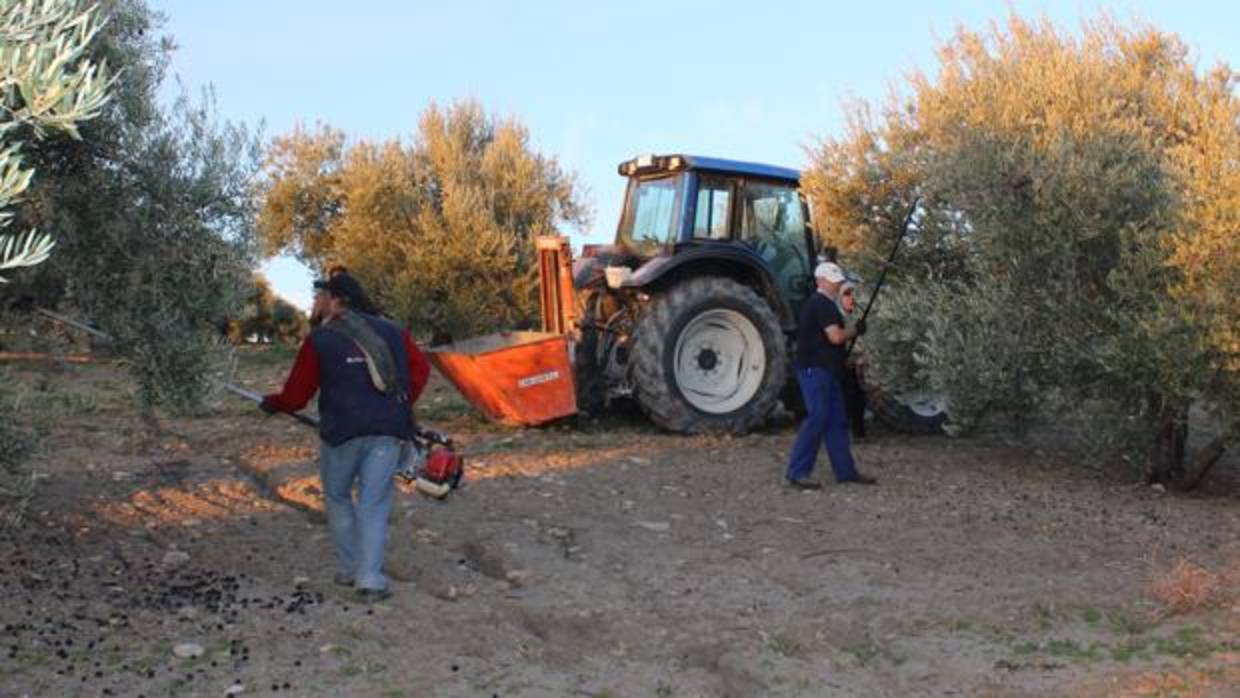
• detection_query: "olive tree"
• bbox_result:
[8,0,262,409]
[805,14,1239,485]
[257,99,590,338]
[0,0,112,525]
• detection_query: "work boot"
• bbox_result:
[356,588,392,603]
[839,473,877,485]
[787,478,823,491]
[332,573,353,587]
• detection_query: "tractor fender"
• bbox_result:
[618,243,794,328]
[572,246,641,289]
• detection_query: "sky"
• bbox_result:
[147,0,1236,311]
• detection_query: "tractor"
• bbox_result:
[428,153,945,435]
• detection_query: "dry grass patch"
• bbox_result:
[1102,661,1240,698]
[1148,558,1237,616]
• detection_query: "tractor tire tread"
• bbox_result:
[629,276,785,434]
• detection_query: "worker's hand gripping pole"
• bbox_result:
[211,379,321,429]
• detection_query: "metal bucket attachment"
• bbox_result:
[427,331,577,426]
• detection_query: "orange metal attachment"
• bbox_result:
[427,331,578,426]
[536,236,576,335]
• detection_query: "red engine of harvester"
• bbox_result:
[416,447,464,498]
[398,427,464,499]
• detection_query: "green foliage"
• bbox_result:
[0,1,256,523]
[807,13,1239,478]
[257,99,590,338]
[0,229,53,277]
[6,1,261,411]
[59,89,259,408]
[0,0,113,280]
[1008,627,1235,665]
[226,274,308,344]
[0,0,113,136]
[0,0,114,519]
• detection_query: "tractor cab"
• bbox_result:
[606,154,818,320]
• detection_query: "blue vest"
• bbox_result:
[311,314,413,446]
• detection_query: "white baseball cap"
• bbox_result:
[813,261,846,283]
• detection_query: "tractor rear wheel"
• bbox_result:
[630,277,785,433]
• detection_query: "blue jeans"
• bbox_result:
[786,367,860,482]
[319,435,401,591]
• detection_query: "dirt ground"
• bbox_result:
[1,346,1237,698]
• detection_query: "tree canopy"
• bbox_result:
[805,13,1239,482]
[257,100,590,338]
[4,0,262,408]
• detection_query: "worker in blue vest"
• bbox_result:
[263,272,430,602]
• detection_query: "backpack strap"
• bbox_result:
[322,311,403,401]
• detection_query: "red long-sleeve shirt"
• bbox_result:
[263,330,431,413]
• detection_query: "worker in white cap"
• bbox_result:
[784,261,877,489]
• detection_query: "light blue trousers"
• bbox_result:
[319,435,400,591]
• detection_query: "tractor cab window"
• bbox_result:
[692,177,733,240]
[741,181,814,308]
[740,182,804,242]
[617,174,685,250]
